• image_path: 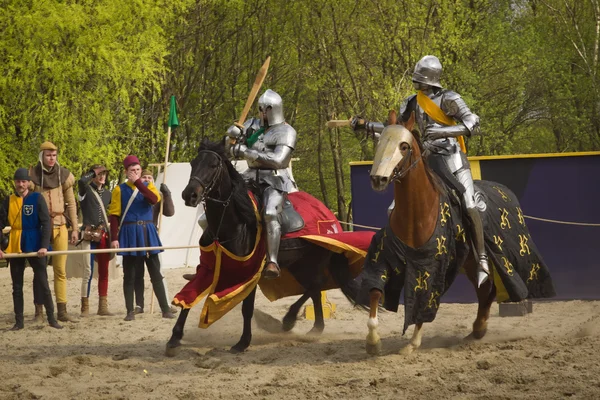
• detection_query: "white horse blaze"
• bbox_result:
[366,317,380,345]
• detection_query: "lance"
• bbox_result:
[234,56,271,133]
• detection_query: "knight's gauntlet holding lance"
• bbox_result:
[350,116,384,140]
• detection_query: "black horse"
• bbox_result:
[165,139,361,355]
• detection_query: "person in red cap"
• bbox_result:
[133,169,176,315]
[0,168,63,330]
[108,155,176,321]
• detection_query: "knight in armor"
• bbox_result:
[215,89,297,280]
[351,55,490,286]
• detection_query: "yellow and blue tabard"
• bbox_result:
[109,181,162,256]
[6,192,45,253]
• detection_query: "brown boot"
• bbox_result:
[97,296,114,316]
[57,303,79,323]
[263,262,280,280]
[80,297,90,317]
[32,304,44,323]
[182,273,196,281]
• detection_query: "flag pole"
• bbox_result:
[151,95,179,314]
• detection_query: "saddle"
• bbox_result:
[249,183,305,235]
[280,194,305,235]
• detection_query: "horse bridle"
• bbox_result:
[189,149,234,241]
[390,146,423,182]
[189,150,228,204]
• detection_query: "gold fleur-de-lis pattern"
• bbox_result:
[501,256,514,276]
[371,230,387,262]
[493,235,504,251]
[440,202,451,226]
[381,268,388,283]
[527,263,541,283]
[456,224,466,243]
[499,208,511,230]
[427,291,441,309]
[519,234,531,256]
[493,186,510,202]
[516,207,525,226]
[435,236,448,259]
[414,271,430,292]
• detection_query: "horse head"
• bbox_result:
[182,140,228,207]
[370,123,415,192]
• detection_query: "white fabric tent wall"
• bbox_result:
[154,163,204,269]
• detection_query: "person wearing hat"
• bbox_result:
[133,169,175,315]
[108,155,176,321]
[28,141,79,323]
[77,164,114,316]
[0,168,63,330]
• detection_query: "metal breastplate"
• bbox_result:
[245,123,297,192]
[415,91,460,155]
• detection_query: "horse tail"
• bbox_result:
[328,253,369,308]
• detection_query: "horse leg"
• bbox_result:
[230,287,257,354]
[400,323,424,355]
[308,290,325,335]
[465,255,496,339]
[366,290,382,356]
[282,292,311,332]
[165,308,190,357]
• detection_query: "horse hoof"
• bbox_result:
[282,316,296,332]
[165,342,180,357]
[400,344,415,356]
[229,343,248,354]
[366,341,381,356]
[471,328,487,340]
[307,326,324,336]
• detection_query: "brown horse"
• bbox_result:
[365,121,496,355]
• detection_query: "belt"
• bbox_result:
[122,220,154,226]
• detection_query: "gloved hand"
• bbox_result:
[350,116,367,131]
[231,143,248,159]
[227,124,246,140]
[159,183,171,195]
[82,169,96,180]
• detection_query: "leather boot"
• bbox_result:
[11,314,24,331]
[80,297,90,317]
[263,261,281,280]
[47,317,63,329]
[57,303,78,323]
[97,296,114,316]
[182,273,196,281]
[33,304,44,323]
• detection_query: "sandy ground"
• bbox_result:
[0,265,599,400]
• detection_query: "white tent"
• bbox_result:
[154,162,205,269]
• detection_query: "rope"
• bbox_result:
[1,244,199,259]
[338,221,380,231]
[338,215,600,231]
[523,215,600,227]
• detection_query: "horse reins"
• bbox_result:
[390,147,423,182]
[189,150,234,241]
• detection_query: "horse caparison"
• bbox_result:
[166,139,362,355]
[366,122,496,356]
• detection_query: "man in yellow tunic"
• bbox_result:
[29,141,79,322]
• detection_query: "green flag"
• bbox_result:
[168,95,179,128]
